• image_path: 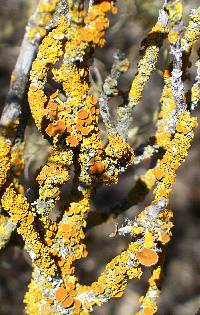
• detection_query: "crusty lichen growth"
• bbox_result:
[136,266,162,315]
[0,136,12,188]
[116,3,169,137]
[0,0,62,253]
[27,0,60,41]
[181,7,200,53]
[2,186,57,276]
[0,1,200,315]
[0,216,15,250]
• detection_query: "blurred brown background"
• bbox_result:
[0,1,199,315]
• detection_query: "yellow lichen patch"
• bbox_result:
[1,185,29,224]
[155,75,175,149]
[148,266,161,287]
[136,266,161,315]
[136,298,158,315]
[191,80,200,107]
[75,243,143,305]
[167,1,183,26]
[24,274,57,315]
[127,267,143,280]
[0,136,12,187]
[27,0,59,42]
[24,278,45,315]
[168,31,179,44]
[29,16,69,129]
[144,232,154,249]
[154,111,197,200]
[28,87,48,129]
[1,186,56,276]
[35,149,73,234]
[37,0,59,13]
[106,133,134,165]
[0,215,15,250]
[53,189,91,282]
[131,226,145,235]
[10,142,25,177]
[181,8,200,53]
[140,169,156,190]
[128,16,168,109]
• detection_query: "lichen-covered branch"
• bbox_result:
[0,0,60,251]
[0,1,199,314]
[116,0,169,138]
[0,0,60,127]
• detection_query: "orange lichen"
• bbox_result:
[67,135,79,147]
[154,111,197,200]
[78,109,89,120]
[45,120,66,137]
[160,232,170,244]
[0,136,12,187]
[128,16,168,111]
[153,168,166,180]
[1,2,199,315]
[136,248,159,267]
[143,306,156,315]
[27,0,59,41]
[89,161,105,175]
[55,284,76,308]
[55,286,68,302]
[1,186,56,276]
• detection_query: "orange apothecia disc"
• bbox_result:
[90,161,105,175]
[66,135,79,147]
[136,248,159,266]
[55,286,68,302]
[143,306,155,315]
[78,109,89,120]
[160,232,170,244]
